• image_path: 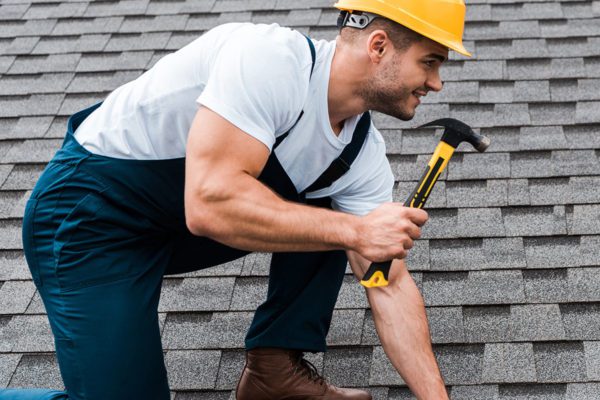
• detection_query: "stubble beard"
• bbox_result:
[356,55,416,121]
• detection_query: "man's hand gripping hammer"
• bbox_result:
[360,118,491,288]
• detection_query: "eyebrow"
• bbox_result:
[426,54,447,63]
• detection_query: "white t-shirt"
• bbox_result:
[74,22,394,215]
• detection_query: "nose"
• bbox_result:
[426,70,444,92]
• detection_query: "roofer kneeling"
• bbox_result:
[3,0,470,399]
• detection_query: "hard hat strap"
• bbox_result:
[337,10,379,30]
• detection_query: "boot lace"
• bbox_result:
[291,352,326,386]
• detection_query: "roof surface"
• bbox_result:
[1,0,599,399]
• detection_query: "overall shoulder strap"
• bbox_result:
[273,35,316,149]
[302,111,372,195]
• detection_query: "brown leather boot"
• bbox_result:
[236,348,372,400]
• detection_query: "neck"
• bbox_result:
[328,39,369,135]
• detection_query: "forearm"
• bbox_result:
[367,260,448,400]
[186,171,359,253]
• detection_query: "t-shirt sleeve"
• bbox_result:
[329,129,395,216]
[197,30,310,151]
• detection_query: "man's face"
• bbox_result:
[358,36,448,121]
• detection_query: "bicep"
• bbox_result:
[185,106,270,199]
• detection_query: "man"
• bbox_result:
[2,0,470,399]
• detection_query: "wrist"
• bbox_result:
[338,212,361,251]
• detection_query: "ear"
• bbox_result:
[366,30,391,63]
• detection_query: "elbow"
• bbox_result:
[184,186,225,238]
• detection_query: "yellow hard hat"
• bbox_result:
[334,0,471,57]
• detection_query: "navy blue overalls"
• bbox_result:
[2,37,371,400]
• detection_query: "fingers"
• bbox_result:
[404,207,429,227]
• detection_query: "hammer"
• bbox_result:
[360,118,491,288]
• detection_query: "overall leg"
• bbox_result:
[17,161,172,400]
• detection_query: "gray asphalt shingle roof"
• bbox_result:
[0,0,599,399]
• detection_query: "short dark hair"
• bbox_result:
[339,13,424,52]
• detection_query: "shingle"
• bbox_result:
[447,180,507,208]
[523,269,569,303]
[503,206,567,237]
[162,312,252,349]
[584,341,600,380]
[8,54,80,74]
[482,343,536,383]
[66,70,141,93]
[104,32,170,51]
[420,209,459,239]
[239,252,271,276]
[494,103,531,127]
[511,304,566,341]
[580,236,600,267]
[368,346,404,386]
[165,350,221,390]
[215,350,244,390]
[512,80,551,103]
[360,310,378,346]
[451,385,499,400]
[569,205,600,235]
[550,79,578,102]
[0,316,11,352]
[3,139,62,163]
[0,4,29,20]
[510,152,552,179]
[0,165,14,189]
[485,238,527,269]
[0,220,23,250]
[0,251,30,281]
[566,382,600,400]
[0,191,25,219]
[0,280,36,314]
[3,315,54,352]
[507,59,551,80]
[576,101,600,124]
[524,236,581,269]
[174,391,231,400]
[449,104,495,128]
[404,238,430,271]
[25,290,45,314]
[498,384,567,399]
[520,126,567,151]
[562,2,595,18]
[77,51,153,72]
[8,354,63,389]
[32,34,111,55]
[286,8,321,26]
[427,307,465,344]
[334,276,368,309]
[251,10,288,25]
[505,39,552,59]
[119,14,187,33]
[548,37,598,58]
[229,276,267,311]
[435,344,484,385]
[274,0,331,10]
[533,342,586,383]
[323,347,371,387]
[470,270,526,305]
[158,277,235,312]
[2,116,54,139]
[530,103,577,126]
[184,14,221,31]
[0,19,57,39]
[481,127,520,153]
[0,56,15,73]
[568,268,600,302]
[0,354,21,387]
[327,309,364,346]
[51,17,124,36]
[584,57,600,78]
[1,164,45,191]
[429,81,479,103]
[564,124,600,150]
[166,32,199,51]
[44,116,68,138]
[212,0,277,12]
[561,304,600,340]
[58,94,106,116]
[0,73,73,96]
[447,153,510,181]
[1,37,40,56]
[402,105,450,129]
[577,79,600,102]
[24,2,87,19]
[480,81,513,103]
[540,19,600,38]
[84,0,149,17]
[430,239,485,271]
[456,208,506,238]
[422,272,468,306]
[492,3,563,21]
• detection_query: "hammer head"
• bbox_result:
[419,118,490,152]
